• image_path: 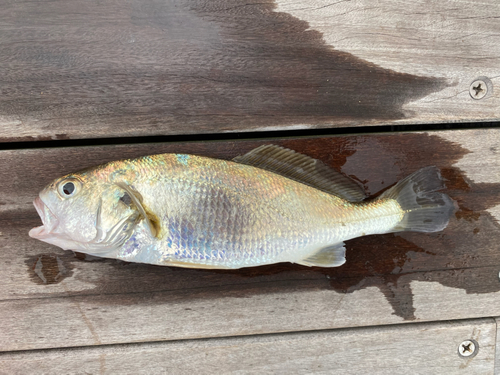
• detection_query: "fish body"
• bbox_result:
[29,145,455,269]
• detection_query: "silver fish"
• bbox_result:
[29,145,455,269]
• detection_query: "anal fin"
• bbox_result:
[296,243,346,267]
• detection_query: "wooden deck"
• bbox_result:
[1,0,500,374]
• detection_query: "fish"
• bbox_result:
[29,145,456,269]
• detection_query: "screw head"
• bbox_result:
[470,80,488,99]
[458,340,478,358]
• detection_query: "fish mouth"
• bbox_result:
[29,197,60,239]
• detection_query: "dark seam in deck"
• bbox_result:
[0,121,499,151]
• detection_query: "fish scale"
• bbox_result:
[159,165,333,267]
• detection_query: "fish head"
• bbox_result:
[29,168,139,253]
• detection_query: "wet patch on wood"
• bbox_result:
[25,253,73,285]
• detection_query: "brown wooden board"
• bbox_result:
[0,0,499,142]
[496,317,500,374]
[0,319,496,374]
[1,129,500,351]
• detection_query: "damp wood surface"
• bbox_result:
[1,129,500,363]
[0,319,496,375]
[0,0,499,142]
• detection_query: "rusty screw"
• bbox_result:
[470,79,488,100]
[458,340,478,358]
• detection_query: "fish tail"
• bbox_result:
[378,166,456,233]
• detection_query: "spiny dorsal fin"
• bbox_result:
[233,145,366,202]
[296,243,346,268]
[116,182,160,238]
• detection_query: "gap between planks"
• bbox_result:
[0,122,498,152]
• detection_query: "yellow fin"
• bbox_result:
[160,260,234,269]
[234,145,365,202]
[296,243,346,267]
[116,182,160,238]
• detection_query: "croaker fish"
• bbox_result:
[29,145,455,269]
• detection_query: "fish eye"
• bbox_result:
[63,182,75,195]
[57,178,81,198]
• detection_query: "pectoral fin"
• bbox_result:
[296,243,346,267]
[116,182,160,238]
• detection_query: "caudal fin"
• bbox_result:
[378,166,456,233]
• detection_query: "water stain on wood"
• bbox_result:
[23,133,500,321]
[0,0,448,141]
[26,253,73,285]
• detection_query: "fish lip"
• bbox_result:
[28,225,47,239]
[29,196,59,239]
[32,197,46,222]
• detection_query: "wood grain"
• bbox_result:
[0,0,498,142]
[0,319,496,374]
[1,129,500,351]
[496,317,500,374]
[277,0,500,125]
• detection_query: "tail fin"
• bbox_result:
[378,166,456,233]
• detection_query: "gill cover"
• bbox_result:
[82,197,140,255]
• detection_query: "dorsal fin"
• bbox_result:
[233,145,366,202]
[296,243,347,267]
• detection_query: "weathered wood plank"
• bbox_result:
[0,319,496,374]
[276,0,500,125]
[1,129,500,351]
[496,317,500,374]
[0,0,498,142]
